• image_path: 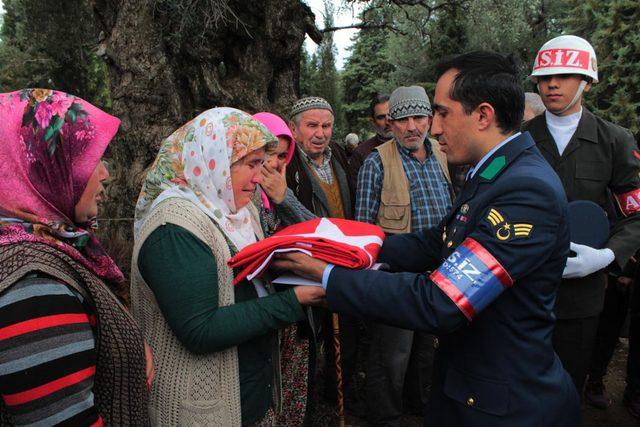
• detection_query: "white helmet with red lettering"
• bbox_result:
[530,35,598,83]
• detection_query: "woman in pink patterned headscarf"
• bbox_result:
[0,89,149,425]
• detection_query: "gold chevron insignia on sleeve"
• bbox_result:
[513,223,533,237]
[487,208,505,226]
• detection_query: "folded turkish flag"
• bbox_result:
[228,218,386,285]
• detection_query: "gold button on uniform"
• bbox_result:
[433,337,440,349]
[466,397,475,407]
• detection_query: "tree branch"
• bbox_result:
[321,23,389,32]
[301,1,323,44]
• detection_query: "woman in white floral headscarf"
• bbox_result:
[131,107,321,426]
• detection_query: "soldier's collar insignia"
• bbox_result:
[460,204,469,214]
[486,208,533,241]
[479,156,506,180]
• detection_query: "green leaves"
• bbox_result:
[47,133,60,157]
[45,114,64,156]
[44,114,63,141]
[0,1,110,105]
[341,4,395,136]
[65,102,85,124]
[66,108,77,123]
[567,0,640,138]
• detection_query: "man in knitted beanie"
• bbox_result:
[356,85,452,425]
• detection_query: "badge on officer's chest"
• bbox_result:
[486,208,533,241]
[455,204,470,223]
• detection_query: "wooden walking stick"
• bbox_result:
[332,312,345,427]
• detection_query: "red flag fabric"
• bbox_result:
[228,218,386,285]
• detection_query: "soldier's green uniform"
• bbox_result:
[524,102,640,400]
[524,109,640,320]
[526,34,640,397]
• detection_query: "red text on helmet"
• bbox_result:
[535,49,589,71]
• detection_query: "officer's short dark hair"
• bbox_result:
[435,51,524,134]
[369,93,390,118]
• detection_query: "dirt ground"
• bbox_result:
[312,339,639,426]
[583,339,638,427]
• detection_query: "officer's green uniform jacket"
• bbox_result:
[523,108,640,318]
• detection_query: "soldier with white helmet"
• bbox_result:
[530,35,598,115]
[523,35,640,404]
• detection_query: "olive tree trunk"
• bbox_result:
[90,0,319,245]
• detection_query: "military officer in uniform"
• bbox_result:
[275,51,580,426]
[523,35,640,398]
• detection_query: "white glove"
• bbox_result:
[562,242,615,279]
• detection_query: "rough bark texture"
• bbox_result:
[90,0,317,241]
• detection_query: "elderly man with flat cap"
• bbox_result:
[279,96,361,413]
[356,85,452,426]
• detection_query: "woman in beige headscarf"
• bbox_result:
[132,107,320,426]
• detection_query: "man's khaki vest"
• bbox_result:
[375,138,450,234]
